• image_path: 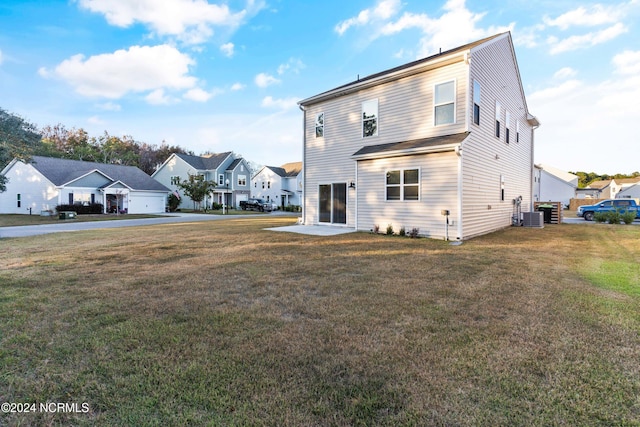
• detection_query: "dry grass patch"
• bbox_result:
[1,218,639,426]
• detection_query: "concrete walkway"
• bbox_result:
[265,224,357,236]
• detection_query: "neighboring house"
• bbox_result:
[617,182,640,199]
[152,152,251,209]
[580,179,615,199]
[298,32,539,240]
[0,156,169,214]
[251,162,303,208]
[533,164,578,207]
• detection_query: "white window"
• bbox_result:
[495,101,501,138]
[362,99,378,137]
[17,193,21,208]
[473,80,481,126]
[434,81,455,125]
[500,175,505,201]
[516,121,520,143]
[386,169,420,201]
[505,111,511,144]
[238,175,246,186]
[218,174,224,186]
[170,176,181,185]
[315,112,324,137]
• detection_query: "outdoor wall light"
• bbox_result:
[349,181,356,189]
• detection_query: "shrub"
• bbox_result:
[167,193,181,212]
[372,224,380,234]
[55,203,103,214]
[621,211,637,224]
[606,210,622,224]
[399,226,406,237]
[409,227,420,238]
[386,224,394,235]
[594,212,608,223]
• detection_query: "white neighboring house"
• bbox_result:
[298,32,539,240]
[0,156,170,214]
[251,162,303,209]
[533,164,578,207]
[152,152,251,209]
[616,178,640,199]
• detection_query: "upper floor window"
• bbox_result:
[473,80,481,126]
[434,81,455,125]
[386,169,420,201]
[218,174,224,186]
[315,112,324,137]
[17,193,21,208]
[495,101,501,138]
[505,111,511,144]
[238,175,247,186]
[362,99,378,138]
[516,121,520,143]
[170,176,181,185]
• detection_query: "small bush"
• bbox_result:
[399,226,406,237]
[167,193,181,212]
[409,227,420,238]
[621,211,636,224]
[594,212,608,223]
[386,224,394,235]
[372,224,380,234]
[607,210,622,224]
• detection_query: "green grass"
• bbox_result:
[0,213,164,227]
[0,219,639,426]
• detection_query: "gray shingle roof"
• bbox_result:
[175,152,232,170]
[30,156,169,191]
[352,132,470,159]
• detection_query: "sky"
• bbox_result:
[1,0,639,174]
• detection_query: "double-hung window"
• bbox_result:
[516,121,520,143]
[505,111,511,144]
[315,112,324,137]
[386,169,420,201]
[362,99,378,137]
[473,80,481,126]
[495,101,501,138]
[434,81,455,125]
[238,175,246,186]
[170,176,180,185]
[218,174,224,186]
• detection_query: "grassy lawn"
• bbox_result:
[1,218,638,426]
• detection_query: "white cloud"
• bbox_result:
[87,115,105,125]
[183,87,220,102]
[277,58,305,75]
[553,67,577,80]
[529,57,640,173]
[230,82,245,91]
[543,4,625,30]
[613,50,640,75]
[335,0,401,35]
[77,0,265,45]
[548,23,628,54]
[261,96,299,110]
[40,45,197,99]
[145,89,173,105]
[220,42,235,57]
[254,72,280,88]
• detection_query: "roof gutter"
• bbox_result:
[351,143,460,161]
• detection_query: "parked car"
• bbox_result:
[239,198,272,212]
[577,199,639,221]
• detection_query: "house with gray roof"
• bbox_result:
[251,162,303,209]
[298,32,539,240]
[152,152,251,210]
[0,155,170,214]
[533,164,578,207]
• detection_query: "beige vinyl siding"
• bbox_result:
[356,152,459,239]
[461,34,534,239]
[303,59,468,226]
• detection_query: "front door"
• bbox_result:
[319,183,347,224]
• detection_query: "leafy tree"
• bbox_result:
[177,174,217,211]
[39,124,97,161]
[0,107,42,192]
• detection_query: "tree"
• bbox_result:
[177,174,217,211]
[39,124,97,161]
[0,107,42,192]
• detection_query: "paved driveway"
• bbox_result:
[0,212,298,239]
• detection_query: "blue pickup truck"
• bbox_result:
[577,199,640,221]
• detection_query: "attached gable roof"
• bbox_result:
[258,161,303,178]
[175,152,232,171]
[535,164,578,184]
[352,132,469,160]
[299,33,506,106]
[586,179,612,189]
[226,158,243,171]
[28,156,169,191]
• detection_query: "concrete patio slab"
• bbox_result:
[265,225,357,236]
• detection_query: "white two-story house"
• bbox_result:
[251,162,303,209]
[152,152,251,210]
[298,32,539,240]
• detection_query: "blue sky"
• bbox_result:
[1,0,639,174]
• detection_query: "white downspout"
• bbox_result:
[299,104,307,225]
